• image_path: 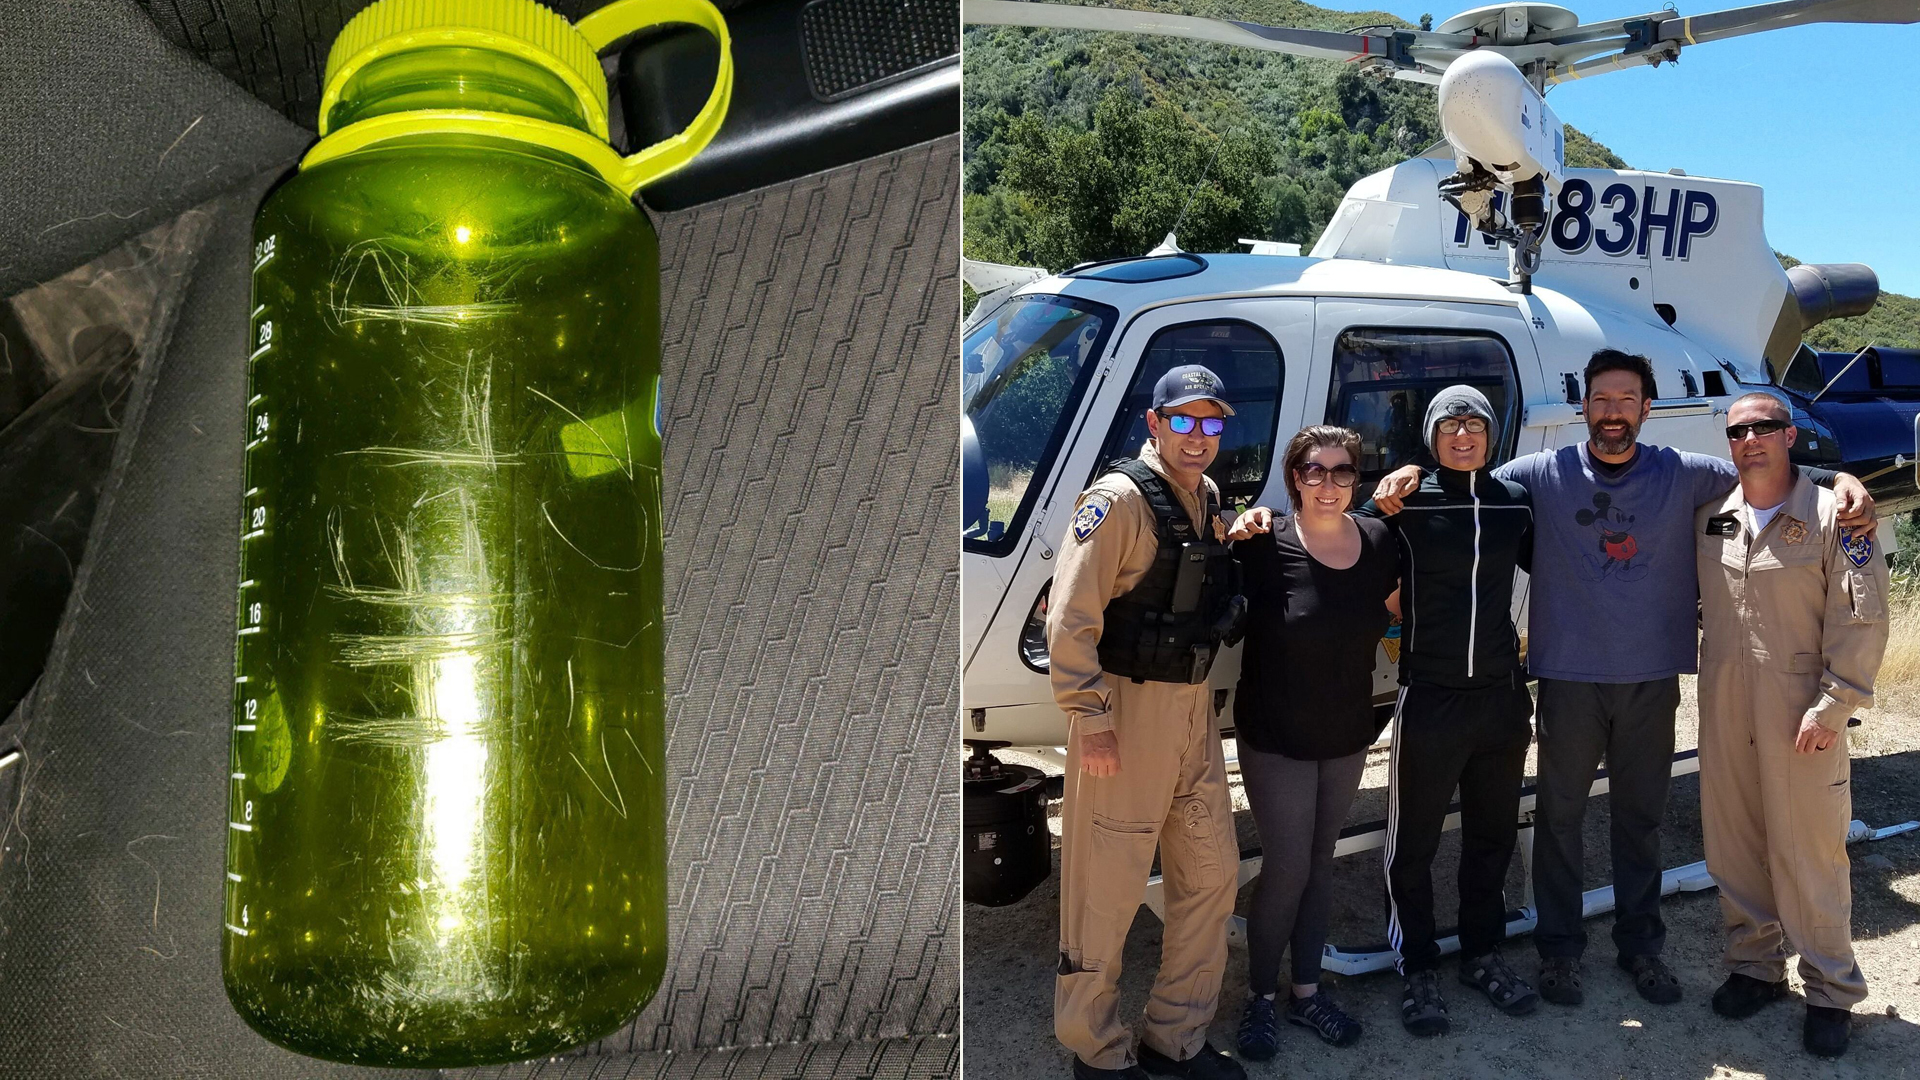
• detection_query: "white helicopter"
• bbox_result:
[960,0,1920,943]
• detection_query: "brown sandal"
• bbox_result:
[1619,954,1682,1005]
[1539,956,1583,1006]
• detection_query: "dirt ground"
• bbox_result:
[962,677,1920,1079]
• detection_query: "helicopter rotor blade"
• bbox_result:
[963,0,1416,65]
[963,0,1918,91]
[1655,0,1920,45]
[1546,45,1669,82]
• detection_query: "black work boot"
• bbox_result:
[1804,1005,1851,1058]
[1073,1057,1149,1080]
[1711,973,1789,1020]
[1137,1041,1247,1080]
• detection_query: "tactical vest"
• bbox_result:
[1097,459,1238,684]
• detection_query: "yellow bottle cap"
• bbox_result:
[307,0,732,196]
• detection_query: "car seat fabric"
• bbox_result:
[0,2,310,299]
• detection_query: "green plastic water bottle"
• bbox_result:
[223,0,731,1065]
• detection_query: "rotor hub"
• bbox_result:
[1434,3,1580,43]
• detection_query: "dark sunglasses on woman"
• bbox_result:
[1160,412,1226,437]
[1295,463,1360,488]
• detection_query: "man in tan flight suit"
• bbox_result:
[1695,391,1889,1059]
[1047,365,1246,1080]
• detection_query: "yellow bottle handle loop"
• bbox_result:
[302,0,733,197]
[574,0,734,194]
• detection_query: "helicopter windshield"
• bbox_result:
[963,293,1116,555]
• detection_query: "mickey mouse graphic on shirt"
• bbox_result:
[1575,491,1649,581]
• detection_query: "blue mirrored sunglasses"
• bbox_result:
[1159,413,1226,437]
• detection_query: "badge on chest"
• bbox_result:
[1704,515,1740,537]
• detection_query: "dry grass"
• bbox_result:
[1882,580,1920,693]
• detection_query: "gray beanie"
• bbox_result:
[1423,385,1498,459]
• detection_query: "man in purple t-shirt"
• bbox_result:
[1374,350,1873,1009]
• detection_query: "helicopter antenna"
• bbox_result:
[1810,343,1877,405]
[1165,133,1226,250]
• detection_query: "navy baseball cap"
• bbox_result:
[1151,365,1235,415]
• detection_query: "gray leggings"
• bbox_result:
[1240,743,1369,992]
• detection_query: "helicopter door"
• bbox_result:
[962,293,1120,656]
[1309,300,1544,704]
[963,298,1312,747]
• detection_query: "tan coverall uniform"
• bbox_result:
[1046,441,1241,1070]
[1695,474,1889,1009]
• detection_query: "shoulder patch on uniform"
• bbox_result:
[1842,528,1874,568]
[1071,492,1112,543]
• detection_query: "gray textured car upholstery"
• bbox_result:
[605,137,960,1055]
[0,2,312,299]
[0,22,959,1066]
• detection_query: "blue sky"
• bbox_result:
[1371,5,1920,295]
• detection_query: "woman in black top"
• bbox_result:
[1228,426,1400,1058]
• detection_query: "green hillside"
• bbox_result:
[964,1,1917,346]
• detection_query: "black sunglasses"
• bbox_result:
[1725,419,1791,441]
[1295,463,1360,488]
[1159,412,1226,437]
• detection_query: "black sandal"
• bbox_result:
[1619,954,1682,1005]
[1538,956,1584,1006]
[1459,951,1539,1015]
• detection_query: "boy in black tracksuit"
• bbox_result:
[1356,385,1538,1036]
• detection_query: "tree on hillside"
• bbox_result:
[1563,127,1628,169]
[980,89,1278,270]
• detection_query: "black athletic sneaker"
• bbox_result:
[1401,969,1450,1037]
[1137,1041,1247,1080]
[1804,1006,1851,1058]
[1287,989,1363,1047]
[1711,973,1788,1020]
[1460,950,1539,1015]
[1237,995,1280,1061]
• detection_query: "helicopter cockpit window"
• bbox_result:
[1094,320,1284,509]
[1326,328,1520,482]
[963,293,1118,556]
